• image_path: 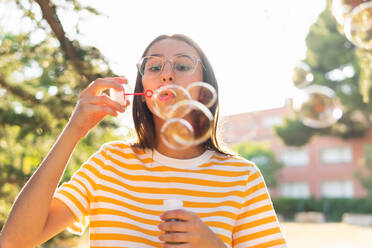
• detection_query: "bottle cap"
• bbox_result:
[110,87,125,105]
[163,199,183,211]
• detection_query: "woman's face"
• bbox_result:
[141,38,203,116]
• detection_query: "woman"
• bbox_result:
[0,34,287,248]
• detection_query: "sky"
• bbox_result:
[1,0,326,117]
[76,0,326,117]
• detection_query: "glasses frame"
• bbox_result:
[136,54,205,77]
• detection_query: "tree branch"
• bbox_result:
[0,78,41,105]
[34,0,94,83]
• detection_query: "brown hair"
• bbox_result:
[132,34,231,156]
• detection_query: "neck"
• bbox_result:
[153,116,206,159]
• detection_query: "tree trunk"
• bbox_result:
[34,0,95,83]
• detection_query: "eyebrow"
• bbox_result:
[175,53,191,56]
[147,53,193,57]
[148,53,163,57]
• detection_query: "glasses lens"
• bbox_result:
[173,55,196,75]
[138,55,198,77]
[140,56,163,76]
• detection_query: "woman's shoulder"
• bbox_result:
[210,151,263,179]
[209,149,256,168]
[99,140,146,156]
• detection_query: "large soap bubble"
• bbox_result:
[332,0,368,25]
[292,85,343,128]
[157,84,216,150]
[160,118,195,150]
[151,85,191,120]
[112,81,217,150]
[344,1,372,50]
[161,100,213,149]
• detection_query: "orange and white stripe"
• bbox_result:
[54,141,287,248]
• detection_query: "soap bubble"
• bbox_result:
[171,100,214,145]
[110,80,216,150]
[292,85,343,128]
[332,0,368,25]
[161,100,214,150]
[186,82,217,108]
[151,85,191,120]
[160,118,194,150]
[344,1,372,50]
[293,62,314,89]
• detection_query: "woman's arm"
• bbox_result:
[0,78,128,248]
[0,125,82,248]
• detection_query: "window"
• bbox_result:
[281,182,310,198]
[321,181,354,198]
[262,116,282,127]
[280,149,309,167]
[320,146,352,164]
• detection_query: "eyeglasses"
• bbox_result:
[136,54,204,78]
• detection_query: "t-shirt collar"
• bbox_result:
[151,148,213,168]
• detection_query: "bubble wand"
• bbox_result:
[110,87,153,105]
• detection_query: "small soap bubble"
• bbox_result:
[293,62,314,89]
[186,82,217,108]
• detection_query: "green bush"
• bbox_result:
[272,197,372,222]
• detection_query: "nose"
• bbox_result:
[161,61,175,83]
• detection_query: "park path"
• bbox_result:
[281,223,372,248]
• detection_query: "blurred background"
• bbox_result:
[1,0,372,247]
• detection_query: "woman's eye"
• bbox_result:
[148,65,162,72]
[175,64,192,71]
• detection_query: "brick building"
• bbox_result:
[221,105,371,199]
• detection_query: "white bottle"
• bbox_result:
[109,81,127,106]
[162,199,185,245]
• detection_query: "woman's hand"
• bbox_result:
[66,77,129,140]
[158,209,227,248]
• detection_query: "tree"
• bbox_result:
[231,142,283,188]
[0,0,125,246]
[274,0,372,146]
[354,143,372,197]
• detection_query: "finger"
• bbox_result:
[104,77,128,85]
[162,241,190,248]
[90,104,118,117]
[158,232,190,243]
[158,221,190,232]
[160,209,195,222]
[86,95,126,112]
[88,78,124,95]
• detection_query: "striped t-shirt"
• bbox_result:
[54,141,287,248]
